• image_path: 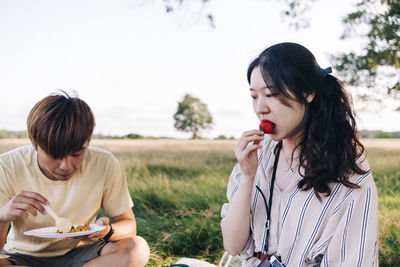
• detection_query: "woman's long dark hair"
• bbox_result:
[247,42,367,197]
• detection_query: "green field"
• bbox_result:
[0,139,399,266]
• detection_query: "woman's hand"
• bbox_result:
[0,191,49,223]
[234,130,264,180]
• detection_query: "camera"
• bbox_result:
[269,254,286,267]
[258,254,286,267]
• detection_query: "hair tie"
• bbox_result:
[320,67,332,77]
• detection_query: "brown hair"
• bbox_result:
[27,90,95,159]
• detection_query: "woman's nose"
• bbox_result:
[255,96,270,114]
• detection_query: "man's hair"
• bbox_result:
[27,90,95,159]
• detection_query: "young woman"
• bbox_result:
[221,42,378,267]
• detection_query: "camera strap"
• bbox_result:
[256,141,282,254]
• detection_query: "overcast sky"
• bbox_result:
[1,0,399,138]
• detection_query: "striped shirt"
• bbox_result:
[221,136,379,267]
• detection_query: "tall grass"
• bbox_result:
[113,148,236,266]
[0,139,399,266]
[365,147,400,266]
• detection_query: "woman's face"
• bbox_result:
[250,66,309,143]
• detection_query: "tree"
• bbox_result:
[173,94,213,139]
[332,0,400,111]
[154,0,316,29]
[156,0,400,110]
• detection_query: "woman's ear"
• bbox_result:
[304,92,315,103]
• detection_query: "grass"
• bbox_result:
[365,146,400,266]
[108,144,236,266]
[0,138,399,266]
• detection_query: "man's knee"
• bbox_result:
[0,257,15,267]
[119,236,150,267]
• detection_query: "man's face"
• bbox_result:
[35,141,89,181]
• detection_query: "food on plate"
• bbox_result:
[55,217,73,234]
[259,120,275,134]
[57,223,90,234]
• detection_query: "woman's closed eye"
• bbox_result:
[265,93,279,98]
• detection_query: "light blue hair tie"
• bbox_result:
[320,67,332,77]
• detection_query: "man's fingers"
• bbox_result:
[11,209,29,219]
[14,196,46,215]
[95,217,109,226]
[14,192,48,214]
[13,202,39,216]
[20,191,49,205]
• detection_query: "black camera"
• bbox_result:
[269,254,286,267]
[258,254,286,267]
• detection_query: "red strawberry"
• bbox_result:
[259,120,275,134]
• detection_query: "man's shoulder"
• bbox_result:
[0,145,34,163]
[87,146,113,155]
[85,146,116,163]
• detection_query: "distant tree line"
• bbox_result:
[0,130,27,139]
[359,130,400,139]
[92,133,145,139]
[0,130,147,140]
[0,129,399,139]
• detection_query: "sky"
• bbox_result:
[0,0,399,139]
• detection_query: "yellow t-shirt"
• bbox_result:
[0,145,134,257]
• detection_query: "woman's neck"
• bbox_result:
[282,138,300,159]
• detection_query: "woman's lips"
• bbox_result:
[259,120,275,134]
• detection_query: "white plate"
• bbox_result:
[24,224,106,238]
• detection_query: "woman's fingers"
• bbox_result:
[243,144,262,155]
[236,131,263,150]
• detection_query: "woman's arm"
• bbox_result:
[221,176,254,255]
[221,130,264,255]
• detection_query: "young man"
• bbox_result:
[0,92,150,267]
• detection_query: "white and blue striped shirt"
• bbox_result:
[221,136,379,267]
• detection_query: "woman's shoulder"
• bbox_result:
[348,154,374,186]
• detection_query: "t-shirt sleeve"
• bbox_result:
[0,159,13,206]
[101,154,134,217]
[319,171,379,266]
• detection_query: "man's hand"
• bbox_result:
[71,217,110,244]
[0,191,49,223]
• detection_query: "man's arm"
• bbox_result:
[75,208,136,243]
[103,208,136,241]
[0,191,48,250]
[0,222,10,251]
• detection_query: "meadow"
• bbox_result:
[0,138,399,266]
